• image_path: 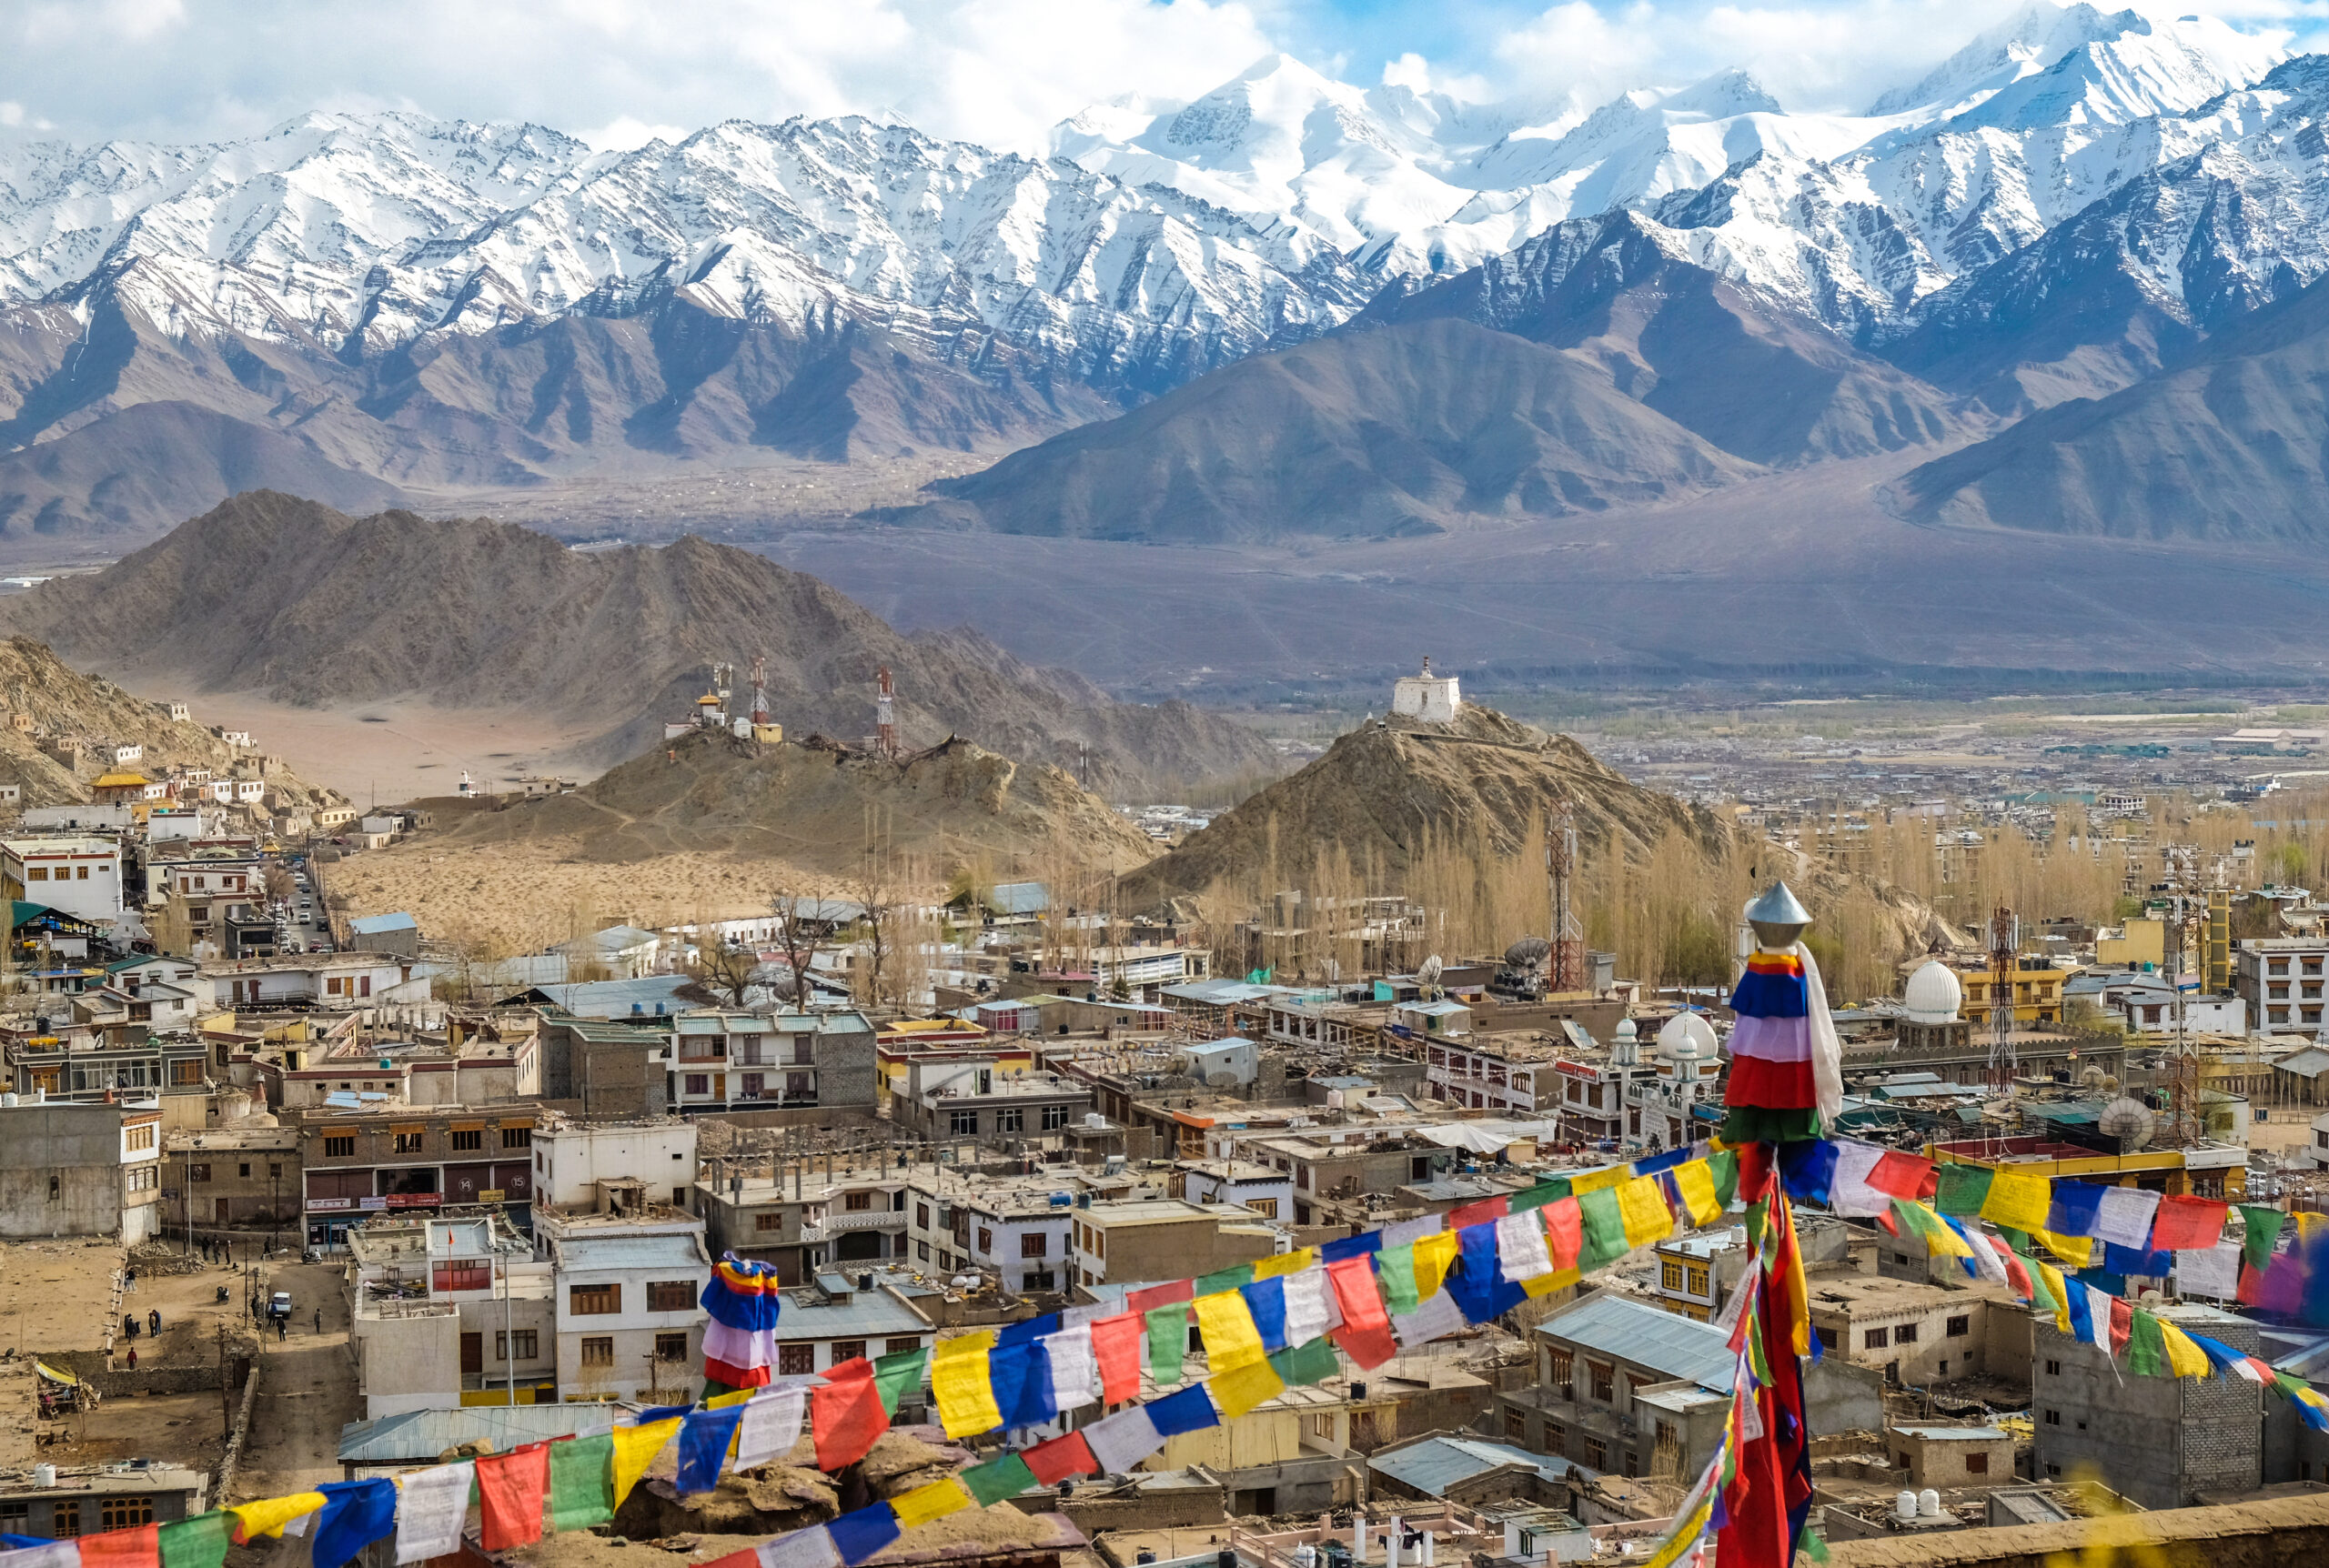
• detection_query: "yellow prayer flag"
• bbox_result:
[1209,1354,1285,1419]
[1521,1268,1578,1299]
[1672,1161,1722,1229]
[1617,1176,1675,1249]
[2034,1261,2072,1334]
[933,1330,1004,1438]
[2158,1320,2213,1380]
[891,1477,974,1529]
[2032,1230,2092,1269]
[1914,1205,1974,1260]
[1252,1248,1315,1281]
[1412,1231,1458,1301]
[229,1493,326,1543]
[1570,1164,1628,1195]
[706,1387,754,1408]
[1194,1290,1268,1372]
[1979,1169,2052,1234]
[612,1417,683,1506]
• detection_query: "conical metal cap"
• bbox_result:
[1745,881,1811,926]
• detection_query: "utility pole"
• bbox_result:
[503,1246,517,1407]
[217,1321,231,1437]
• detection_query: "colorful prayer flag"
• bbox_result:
[1091,1312,1144,1403]
[889,1478,971,1530]
[827,1504,900,1567]
[1146,1304,1188,1385]
[546,1433,615,1532]
[932,1332,1003,1438]
[1022,1432,1097,1485]
[678,1405,748,1494]
[962,1454,1037,1506]
[476,1443,549,1552]
[393,1463,472,1565]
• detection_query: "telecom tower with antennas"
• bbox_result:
[750,657,770,728]
[1988,905,2018,1088]
[875,667,898,759]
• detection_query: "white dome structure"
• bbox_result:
[1615,1017,1638,1040]
[1903,960,1963,1024]
[1657,1012,1719,1060]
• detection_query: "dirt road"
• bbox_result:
[228,1261,360,1504]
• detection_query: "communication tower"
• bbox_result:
[1987,905,2018,1088]
[875,668,897,759]
[1547,803,1585,992]
[750,657,771,728]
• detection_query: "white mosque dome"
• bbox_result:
[1657,1012,1718,1060]
[1903,960,1963,1025]
[1615,1017,1638,1040]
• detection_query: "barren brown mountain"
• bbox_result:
[0,492,1278,790]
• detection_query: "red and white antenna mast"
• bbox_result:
[875,667,897,758]
[750,656,770,728]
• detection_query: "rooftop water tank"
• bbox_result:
[1894,1492,1917,1523]
[1918,1490,1941,1519]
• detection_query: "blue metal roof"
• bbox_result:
[517,976,697,1018]
[339,1404,627,1463]
[1368,1435,1595,1493]
[348,912,419,934]
[990,882,1049,915]
[775,1290,933,1342]
[1537,1293,1736,1391]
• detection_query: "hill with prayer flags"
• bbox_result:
[36,1133,2329,1568]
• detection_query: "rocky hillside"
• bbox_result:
[895,319,1759,541]
[1118,703,1730,904]
[408,726,1157,877]
[0,492,1278,792]
[0,636,343,810]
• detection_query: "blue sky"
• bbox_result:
[0,0,2314,152]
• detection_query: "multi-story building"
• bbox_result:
[1651,1230,1751,1323]
[1496,1293,1737,1482]
[892,1058,1094,1147]
[299,1105,540,1251]
[2237,937,2329,1034]
[1804,1276,2023,1387]
[205,953,418,1010]
[1954,956,2071,1029]
[534,1188,710,1405]
[1172,1160,1293,1221]
[1,835,126,926]
[536,1014,670,1118]
[0,1099,163,1241]
[902,1170,1076,1292]
[666,1010,877,1114]
[2032,1302,2261,1505]
[696,1159,907,1284]
[166,1124,300,1231]
[1426,1031,1566,1115]
[346,1213,557,1416]
[1066,1197,1278,1291]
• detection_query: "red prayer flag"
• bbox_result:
[2108,1296,2133,1356]
[1091,1311,1144,1404]
[1865,1151,1934,1200]
[1126,1279,1195,1313]
[813,1362,890,1469]
[479,1442,551,1551]
[78,1524,158,1568]
[1447,1195,1508,1231]
[1541,1197,1582,1272]
[1023,1431,1098,1485]
[1326,1256,1397,1370]
[2148,1194,2229,1252]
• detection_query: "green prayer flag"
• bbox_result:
[1578,1188,1630,1271]
[962,1452,1038,1507]
[1196,1263,1255,1295]
[1801,1527,1831,1565]
[1269,1335,1341,1388]
[1706,1151,1738,1210]
[1147,1303,1188,1385]
[548,1430,615,1532]
[1999,1226,2030,1251]
[159,1513,233,1568]
[874,1345,929,1416]
[2015,1249,2058,1315]
[2241,1205,2287,1271]
[2122,1310,2166,1378]
[1934,1164,1992,1217]
[1376,1243,1422,1316]
[1510,1179,1566,1213]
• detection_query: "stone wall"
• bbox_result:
[1826,1493,2329,1568]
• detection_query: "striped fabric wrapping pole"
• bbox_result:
[702,1255,784,1391]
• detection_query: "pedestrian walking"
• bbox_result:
[312,1308,321,1334]
[147,1309,160,1335]
[126,1348,136,1371]
[121,1314,135,1340]
[276,1319,286,1342]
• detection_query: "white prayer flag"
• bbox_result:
[734,1385,809,1470]
[395,1461,475,1566]
[2092,1187,2163,1251]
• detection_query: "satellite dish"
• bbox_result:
[1505,937,1551,969]
[2100,1096,2156,1152]
[1419,955,1443,986]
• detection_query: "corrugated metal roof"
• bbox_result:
[519,976,696,1018]
[1538,1294,1735,1391]
[777,1290,933,1341]
[990,882,1050,915]
[348,913,419,934]
[1894,1426,2006,1441]
[339,1404,626,1462]
[1367,1435,1594,1493]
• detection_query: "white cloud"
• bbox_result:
[576,116,689,153]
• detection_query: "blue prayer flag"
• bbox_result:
[311,1478,398,1568]
[1240,1277,1290,1353]
[1148,1383,1220,1436]
[831,1504,902,1565]
[988,1338,1059,1429]
[677,1404,748,1494]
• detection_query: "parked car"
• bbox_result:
[268,1292,292,1322]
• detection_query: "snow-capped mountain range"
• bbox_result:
[0,4,2293,372]
[2,0,2327,546]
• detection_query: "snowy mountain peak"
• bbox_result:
[1663,68,1786,119]
[1869,1,2147,116]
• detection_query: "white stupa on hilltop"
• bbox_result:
[1392,657,1461,724]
